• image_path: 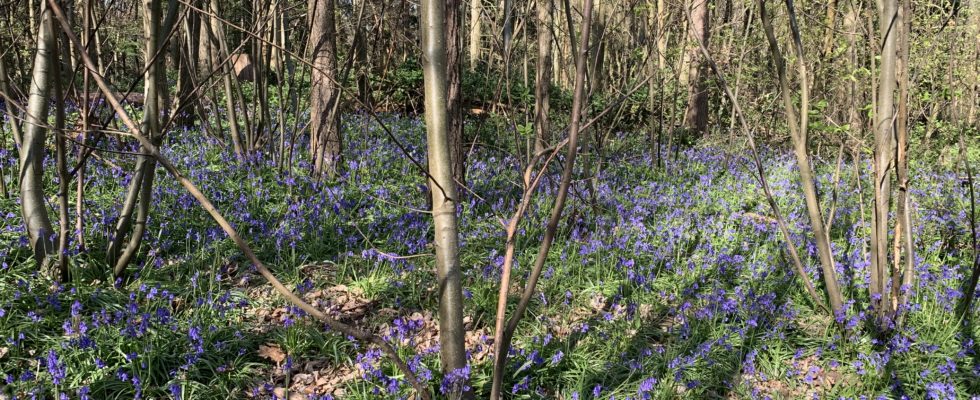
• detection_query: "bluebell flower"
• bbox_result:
[46,349,66,385]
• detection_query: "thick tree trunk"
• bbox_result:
[682,0,709,137]
[447,0,466,187]
[309,0,342,178]
[420,0,469,395]
[20,1,58,269]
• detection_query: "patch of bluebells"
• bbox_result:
[0,116,977,398]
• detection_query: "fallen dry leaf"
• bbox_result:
[258,343,286,365]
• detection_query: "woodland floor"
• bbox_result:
[0,115,978,399]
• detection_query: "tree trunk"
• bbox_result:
[447,0,466,187]
[821,0,838,58]
[892,0,914,322]
[53,15,70,282]
[309,0,342,178]
[468,0,482,71]
[108,0,169,280]
[208,0,245,158]
[420,0,469,395]
[656,0,668,70]
[682,0,709,137]
[20,0,58,269]
[174,1,196,127]
[533,0,553,154]
[759,0,845,316]
[353,0,372,109]
[870,0,899,321]
[490,1,594,398]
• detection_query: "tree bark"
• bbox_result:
[871,0,899,321]
[447,0,466,188]
[309,0,342,178]
[108,0,169,280]
[759,0,845,316]
[174,0,196,128]
[682,0,709,136]
[468,0,482,71]
[656,0,668,70]
[20,0,58,269]
[821,0,838,58]
[892,0,914,322]
[420,0,469,395]
[533,0,553,154]
[53,15,70,282]
[208,0,245,158]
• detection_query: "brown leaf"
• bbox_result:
[258,343,286,364]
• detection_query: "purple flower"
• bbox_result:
[925,381,956,400]
[46,349,66,385]
[440,365,471,395]
[638,377,657,396]
[551,350,564,365]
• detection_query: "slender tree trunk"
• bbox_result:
[687,5,827,311]
[108,0,168,281]
[0,57,23,149]
[503,0,514,57]
[533,0,553,154]
[491,1,593,397]
[822,0,838,58]
[871,0,899,321]
[1,55,23,200]
[759,0,845,316]
[309,0,342,178]
[75,0,98,252]
[958,131,980,317]
[353,0,372,109]
[646,0,659,159]
[174,2,196,128]
[846,2,862,145]
[892,0,914,322]
[657,0,668,70]
[20,0,58,269]
[209,0,245,158]
[469,0,482,71]
[420,0,469,395]
[53,18,70,282]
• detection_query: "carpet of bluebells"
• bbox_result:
[0,114,978,400]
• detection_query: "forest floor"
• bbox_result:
[0,115,978,399]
